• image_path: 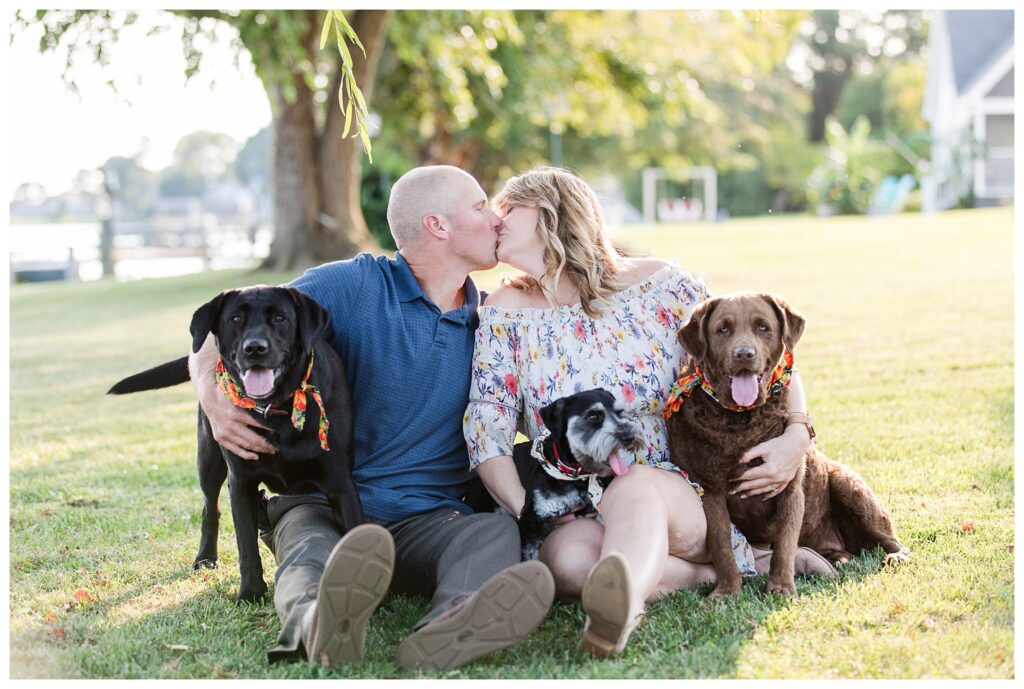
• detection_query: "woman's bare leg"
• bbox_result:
[597,465,709,604]
[648,556,716,601]
[540,516,716,604]
[539,517,604,602]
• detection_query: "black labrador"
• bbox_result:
[109,286,363,602]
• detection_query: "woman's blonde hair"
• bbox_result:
[493,167,627,317]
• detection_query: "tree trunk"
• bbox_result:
[451,137,484,174]
[312,9,392,262]
[261,12,322,271]
[770,188,789,214]
[421,108,454,165]
[262,72,321,270]
[808,69,850,143]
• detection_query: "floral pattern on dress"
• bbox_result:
[462,264,756,577]
[464,265,705,467]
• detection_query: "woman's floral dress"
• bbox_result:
[463,265,756,575]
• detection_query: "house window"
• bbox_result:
[985,114,1014,195]
[987,68,1014,98]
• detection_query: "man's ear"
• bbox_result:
[285,288,330,353]
[762,293,806,350]
[189,291,231,353]
[423,213,448,240]
[678,298,716,363]
[539,397,569,439]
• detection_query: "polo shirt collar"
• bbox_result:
[392,251,426,303]
[454,278,481,323]
[392,251,480,321]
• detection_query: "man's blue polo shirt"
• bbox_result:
[290,252,480,522]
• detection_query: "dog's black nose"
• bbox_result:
[243,338,270,357]
[732,346,756,362]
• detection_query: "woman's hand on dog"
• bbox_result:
[730,423,811,500]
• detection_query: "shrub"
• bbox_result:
[807,116,897,215]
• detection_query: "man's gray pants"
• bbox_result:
[259,494,520,663]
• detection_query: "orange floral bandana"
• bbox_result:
[663,348,795,419]
[216,354,330,451]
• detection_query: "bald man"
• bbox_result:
[189,166,554,672]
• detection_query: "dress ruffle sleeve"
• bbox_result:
[463,317,524,470]
[659,269,711,333]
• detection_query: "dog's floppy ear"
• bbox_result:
[539,397,569,440]
[595,388,617,409]
[286,288,331,353]
[189,291,230,353]
[678,298,715,362]
[762,293,806,350]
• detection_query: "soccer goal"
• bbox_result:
[641,166,717,223]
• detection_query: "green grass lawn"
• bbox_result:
[8,207,1014,678]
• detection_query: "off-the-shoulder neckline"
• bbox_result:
[479,263,682,321]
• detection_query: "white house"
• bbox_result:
[922,9,1014,211]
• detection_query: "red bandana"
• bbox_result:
[215,354,330,451]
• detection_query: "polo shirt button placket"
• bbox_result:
[433,315,448,348]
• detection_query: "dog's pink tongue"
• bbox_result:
[609,450,629,477]
[242,367,275,398]
[731,373,759,407]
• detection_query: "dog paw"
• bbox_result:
[883,548,911,567]
[766,579,797,597]
[236,584,269,603]
[708,583,741,600]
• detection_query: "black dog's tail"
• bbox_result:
[108,356,191,394]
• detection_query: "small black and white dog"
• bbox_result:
[511,388,644,560]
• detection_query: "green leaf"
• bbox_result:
[351,78,367,113]
[335,12,366,55]
[358,120,373,162]
[334,29,353,68]
[342,99,354,138]
[318,11,333,50]
[322,9,372,162]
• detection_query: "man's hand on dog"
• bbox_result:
[730,424,811,500]
[190,334,277,461]
[202,388,277,460]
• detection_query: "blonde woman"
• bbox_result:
[463,167,831,656]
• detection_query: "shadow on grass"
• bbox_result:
[518,554,892,680]
[11,447,904,680]
[12,533,896,680]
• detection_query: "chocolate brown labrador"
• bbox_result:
[667,293,910,598]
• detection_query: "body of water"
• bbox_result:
[9,222,269,282]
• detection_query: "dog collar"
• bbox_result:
[216,353,330,451]
[662,348,795,419]
[531,434,591,480]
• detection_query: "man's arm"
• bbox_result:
[189,333,276,461]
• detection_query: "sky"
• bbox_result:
[5,10,273,197]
